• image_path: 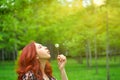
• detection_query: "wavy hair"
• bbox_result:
[16,42,53,80]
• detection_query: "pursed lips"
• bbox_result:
[45,47,50,54]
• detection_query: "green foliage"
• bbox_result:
[15,50,22,69]
[0,0,120,59]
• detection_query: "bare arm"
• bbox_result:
[57,54,68,80]
[60,68,68,80]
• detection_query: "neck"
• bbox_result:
[39,59,47,76]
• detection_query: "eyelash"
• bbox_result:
[39,46,42,48]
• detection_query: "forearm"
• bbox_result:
[60,68,68,80]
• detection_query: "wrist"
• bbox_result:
[60,68,65,72]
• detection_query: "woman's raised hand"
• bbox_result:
[57,54,67,70]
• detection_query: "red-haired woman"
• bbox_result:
[16,42,68,80]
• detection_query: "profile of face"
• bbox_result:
[35,43,51,59]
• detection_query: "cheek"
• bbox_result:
[37,49,45,55]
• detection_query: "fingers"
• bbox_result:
[57,54,67,70]
[57,54,66,62]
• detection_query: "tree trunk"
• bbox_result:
[106,11,110,80]
[2,49,5,61]
[79,55,83,64]
[88,40,92,67]
[93,2,98,74]
[94,31,98,74]
[85,43,90,68]
[13,43,17,61]
[113,48,116,62]
[13,51,15,61]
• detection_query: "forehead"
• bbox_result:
[35,43,42,47]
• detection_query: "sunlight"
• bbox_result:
[82,0,91,7]
[68,4,72,7]
[93,0,105,6]
[58,0,106,8]
[66,0,73,3]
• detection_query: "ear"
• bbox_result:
[36,55,39,59]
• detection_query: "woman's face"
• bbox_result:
[35,43,51,59]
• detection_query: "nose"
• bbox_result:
[44,46,48,50]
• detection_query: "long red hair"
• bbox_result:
[16,42,53,80]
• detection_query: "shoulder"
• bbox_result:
[22,71,37,80]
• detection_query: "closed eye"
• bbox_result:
[38,45,42,49]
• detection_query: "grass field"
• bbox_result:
[0,58,120,80]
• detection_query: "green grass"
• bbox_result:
[51,58,120,80]
[0,58,120,80]
[0,61,17,80]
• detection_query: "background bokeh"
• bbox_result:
[0,0,120,80]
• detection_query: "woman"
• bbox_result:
[16,41,68,80]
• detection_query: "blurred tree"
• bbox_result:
[0,0,120,65]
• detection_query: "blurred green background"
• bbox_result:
[0,0,120,80]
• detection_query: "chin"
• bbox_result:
[45,55,51,59]
[48,55,51,59]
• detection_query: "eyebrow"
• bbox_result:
[39,44,42,46]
